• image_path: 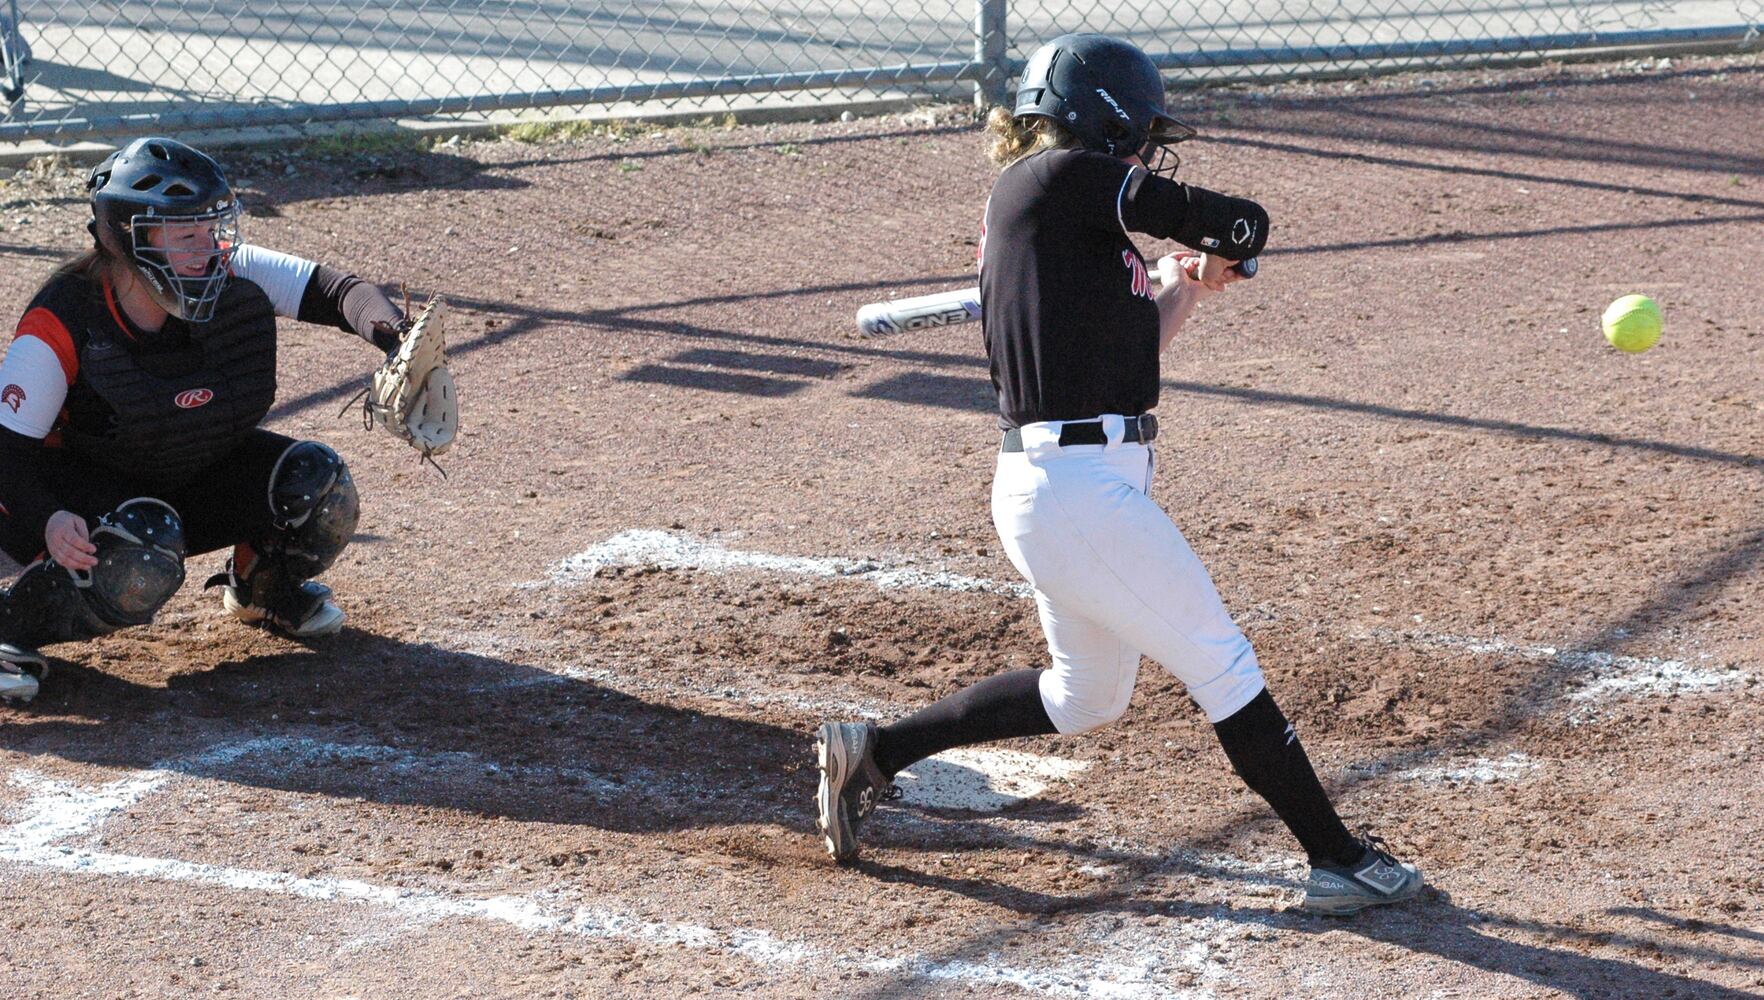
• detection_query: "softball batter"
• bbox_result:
[816,33,1425,915]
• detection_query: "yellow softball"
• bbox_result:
[1602,294,1663,353]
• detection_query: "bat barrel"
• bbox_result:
[856,287,982,336]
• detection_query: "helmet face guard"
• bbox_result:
[87,137,241,323]
[128,203,240,323]
[1136,115,1198,180]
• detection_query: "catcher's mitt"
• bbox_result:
[357,295,458,469]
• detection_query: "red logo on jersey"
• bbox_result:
[1122,251,1153,301]
[1,384,23,413]
[175,388,215,409]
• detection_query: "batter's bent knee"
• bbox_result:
[1038,671,1136,735]
[1177,643,1267,724]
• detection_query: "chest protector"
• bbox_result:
[62,280,278,489]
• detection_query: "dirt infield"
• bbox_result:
[3,51,1763,998]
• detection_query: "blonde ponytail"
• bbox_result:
[984,106,1080,167]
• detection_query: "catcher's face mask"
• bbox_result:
[129,202,240,323]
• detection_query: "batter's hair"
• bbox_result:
[984,106,1080,167]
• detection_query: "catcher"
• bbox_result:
[0,137,456,703]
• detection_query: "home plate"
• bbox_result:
[893,748,1089,811]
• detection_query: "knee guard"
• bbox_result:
[265,440,360,580]
[0,498,186,647]
[206,442,358,607]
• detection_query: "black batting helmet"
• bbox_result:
[87,137,241,323]
[1013,34,1196,177]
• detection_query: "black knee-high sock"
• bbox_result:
[1213,689,1363,867]
[872,669,1058,779]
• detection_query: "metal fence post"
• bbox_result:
[974,0,1009,110]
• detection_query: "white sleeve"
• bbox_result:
[231,243,319,319]
[0,336,70,439]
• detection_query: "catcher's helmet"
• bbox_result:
[1013,34,1196,177]
[87,137,240,323]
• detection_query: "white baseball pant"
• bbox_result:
[990,414,1266,732]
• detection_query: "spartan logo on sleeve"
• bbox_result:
[1120,250,1153,301]
[1,384,24,413]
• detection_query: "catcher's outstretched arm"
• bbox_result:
[302,266,406,351]
[230,245,402,349]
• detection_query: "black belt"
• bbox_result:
[1000,414,1158,453]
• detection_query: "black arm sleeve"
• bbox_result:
[0,426,60,565]
[1120,172,1269,260]
[297,264,406,351]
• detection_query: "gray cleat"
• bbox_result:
[814,721,898,863]
[1,643,48,704]
[1301,835,1426,915]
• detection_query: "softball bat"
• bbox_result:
[856,258,1256,336]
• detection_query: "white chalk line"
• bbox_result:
[1356,628,1750,720]
[50,532,1705,989]
[535,528,1034,598]
[534,530,1751,717]
[896,748,1090,812]
[0,746,1220,1000]
[474,659,902,723]
[1349,751,1541,786]
[163,733,1089,817]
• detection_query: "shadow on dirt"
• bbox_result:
[0,628,824,835]
[845,881,1763,1000]
[263,276,976,421]
[1162,378,1764,469]
[227,121,972,215]
[1219,64,1764,180]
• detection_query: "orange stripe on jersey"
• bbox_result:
[101,276,138,341]
[14,306,79,384]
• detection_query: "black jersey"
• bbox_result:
[979,148,1265,429]
[23,270,280,488]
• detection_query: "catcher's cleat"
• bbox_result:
[220,579,344,639]
[1301,834,1425,915]
[1,643,48,704]
[814,721,898,864]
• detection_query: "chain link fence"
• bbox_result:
[0,0,1758,143]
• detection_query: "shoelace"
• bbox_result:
[1358,833,1399,866]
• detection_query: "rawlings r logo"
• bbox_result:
[1,383,23,413]
[174,388,215,409]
